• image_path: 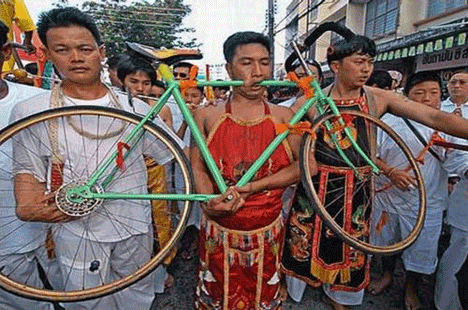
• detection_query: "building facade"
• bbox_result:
[284,0,468,83]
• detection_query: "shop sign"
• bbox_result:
[402,48,408,58]
[416,43,468,71]
[425,42,433,53]
[395,49,401,59]
[446,36,454,49]
[459,33,466,46]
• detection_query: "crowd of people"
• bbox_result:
[1,3,468,310]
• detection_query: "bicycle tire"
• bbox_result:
[300,110,426,255]
[0,105,194,302]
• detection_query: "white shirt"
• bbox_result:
[10,90,184,242]
[375,114,468,218]
[0,81,48,255]
[440,99,468,231]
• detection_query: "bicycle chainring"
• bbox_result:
[55,180,104,217]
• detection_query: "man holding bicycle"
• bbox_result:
[191,31,302,309]
[284,31,468,310]
[10,7,182,309]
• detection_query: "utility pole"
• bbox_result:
[268,0,275,76]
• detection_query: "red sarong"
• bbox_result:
[196,101,293,310]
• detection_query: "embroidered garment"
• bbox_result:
[282,94,372,292]
[196,101,293,309]
[145,157,177,264]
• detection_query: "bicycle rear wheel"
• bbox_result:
[0,106,194,302]
[300,110,426,255]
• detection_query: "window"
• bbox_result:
[427,0,467,17]
[308,0,319,22]
[365,0,399,39]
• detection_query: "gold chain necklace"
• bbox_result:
[50,83,126,140]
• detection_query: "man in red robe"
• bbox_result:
[190,31,302,309]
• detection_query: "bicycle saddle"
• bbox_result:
[126,42,203,66]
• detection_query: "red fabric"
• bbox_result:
[207,102,292,230]
[197,218,284,309]
[196,101,291,309]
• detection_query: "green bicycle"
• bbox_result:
[0,22,425,302]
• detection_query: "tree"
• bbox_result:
[53,0,199,58]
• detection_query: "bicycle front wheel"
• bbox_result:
[300,110,426,255]
[0,106,194,302]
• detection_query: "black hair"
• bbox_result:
[213,79,230,92]
[0,22,8,47]
[291,59,324,81]
[107,56,122,70]
[173,61,194,71]
[223,31,270,63]
[366,70,393,89]
[404,71,442,95]
[327,35,376,66]
[24,63,38,75]
[153,80,166,90]
[116,56,157,86]
[37,7,101,47]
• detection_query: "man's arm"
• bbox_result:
[190,108,245,216]
[375,158,416,190]
[14,173,74,223]
[373,88,468,139]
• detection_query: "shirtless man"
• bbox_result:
[191,31,301,309]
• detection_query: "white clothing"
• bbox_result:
[371,208,443,274]
[285,275,306,302]
[374,114,468,275]
[375,114,468,217]
[0,249,54,310]
[278,97,296,108]
[323,285,364,306]
[435,99,468,309]
[53,227,154,310]
[9,89,184,306]
[440,99,468,231]
[10,91,183,242]
[0,81,48,255]
[435,227,468,310]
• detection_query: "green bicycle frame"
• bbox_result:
[75,63,379,204]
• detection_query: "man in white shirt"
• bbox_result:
[369,72,468,310]
[435,70,468,310]
[0,20,57,310]
[441,70,468,113]
[11,8,183,309]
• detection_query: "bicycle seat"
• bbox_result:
[126,42,203,65]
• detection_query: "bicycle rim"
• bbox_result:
[300,110,426,255]
[0,106,193,302]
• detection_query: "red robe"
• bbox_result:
[196,101,293,310]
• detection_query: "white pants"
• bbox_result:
[53,228,155,310]
[371,209,443,274]
[0,249,55,310]
[435,226,468,310]
[285,276,364,306]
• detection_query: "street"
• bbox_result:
[151,244,438,309]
